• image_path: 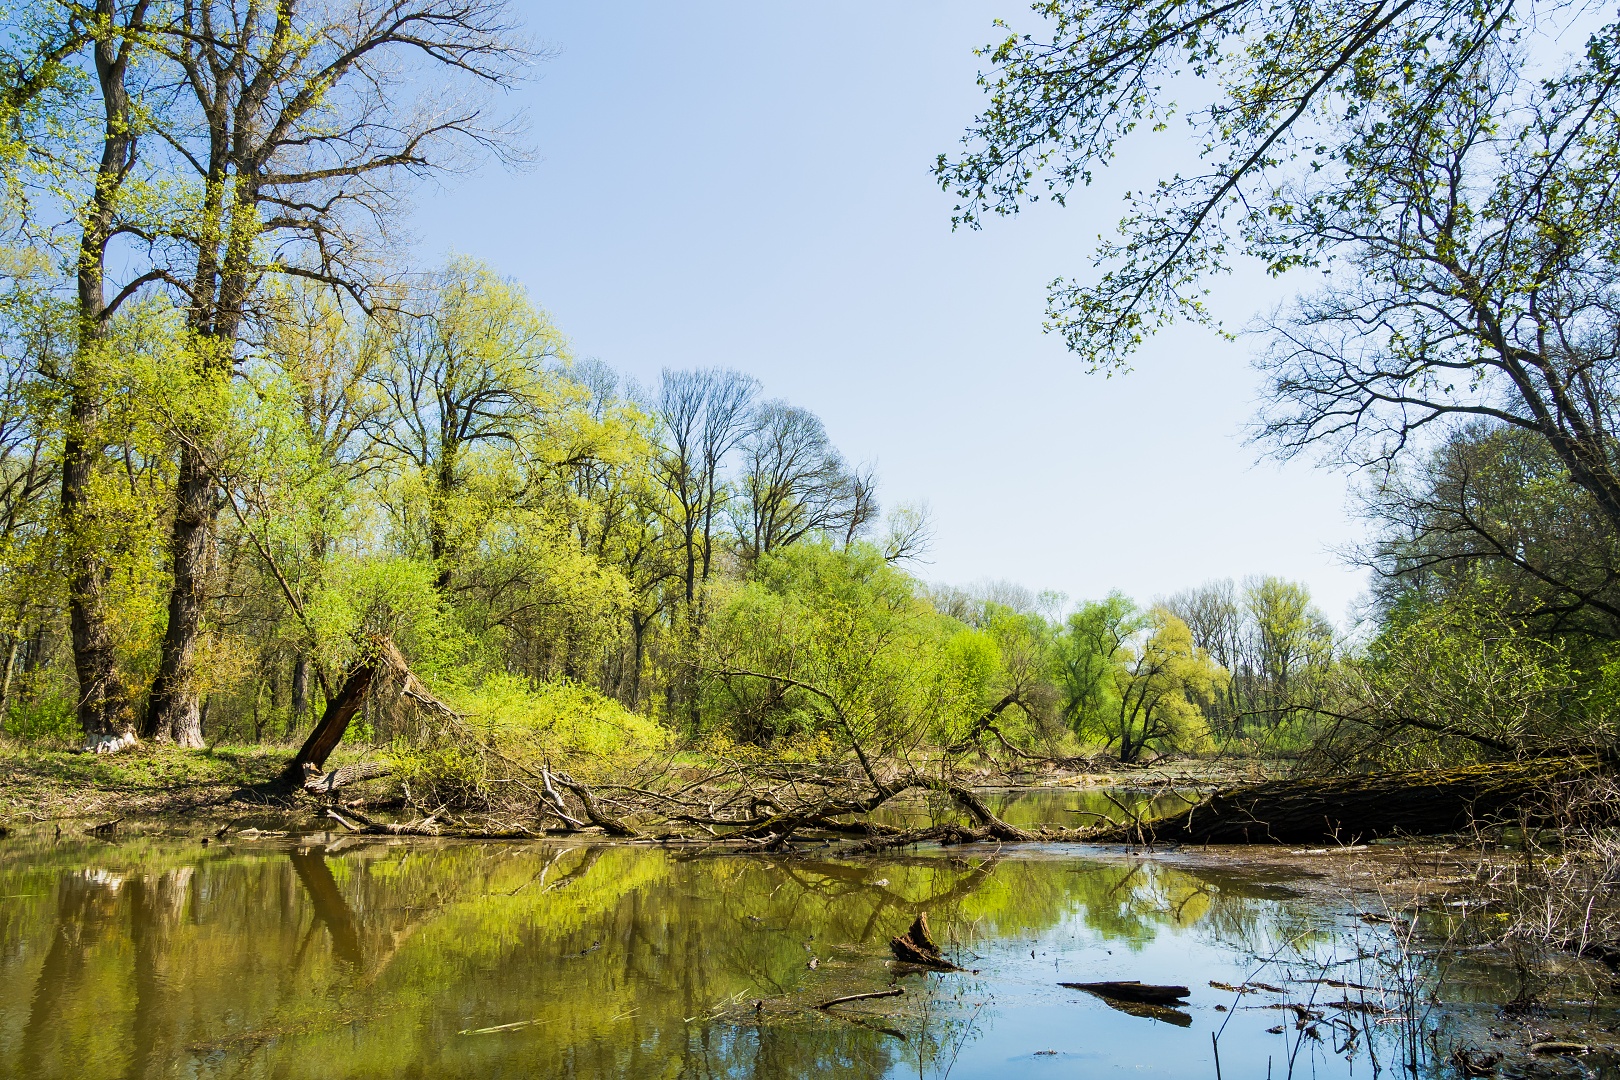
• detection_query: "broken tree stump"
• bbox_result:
[279,656,379,787]
[889,913,962,970]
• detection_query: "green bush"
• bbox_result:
[4,693,79,745]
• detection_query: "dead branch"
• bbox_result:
[816,989,905,1009]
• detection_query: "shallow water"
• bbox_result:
[866,786,1192,830]
[0,817,1557,1080]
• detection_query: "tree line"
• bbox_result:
[927,0,1620,767]
[7,0,1620,774]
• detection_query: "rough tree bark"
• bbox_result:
[291,653,311,726]
[143,440,213,747]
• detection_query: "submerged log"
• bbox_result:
[1100,755,1612,845]
[1060,981,1190,1005]
[816,988,905,1010]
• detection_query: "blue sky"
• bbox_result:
[408,1,1370,623]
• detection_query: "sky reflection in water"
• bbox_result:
[0,815,1471,1079]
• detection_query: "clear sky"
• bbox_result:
[407,1,1371,624]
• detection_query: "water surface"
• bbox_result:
[0,824,1547,1078]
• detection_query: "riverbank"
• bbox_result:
[0,743,1266,831]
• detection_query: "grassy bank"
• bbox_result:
[0,744,318,824]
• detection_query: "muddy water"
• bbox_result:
[0,814,1578,1078]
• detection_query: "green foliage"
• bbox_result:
[1053,592,1140,739]
[3,691,76,745]
[440,673,666,762]
[698,541,979,752]
[1334,586,1606,766]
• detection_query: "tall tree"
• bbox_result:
[366,258,570,593]
[140,0,531,744]
[943,2,1620,564]
[54,0,152,749]
[732,400,866,560]
[653,368,758,615]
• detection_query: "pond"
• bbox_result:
[0,814,1589,1078]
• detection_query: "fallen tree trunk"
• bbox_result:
[303,761,391,796]
[1087,755,1614,845]
[280,657,378,787]
[1060,981,1189,1005]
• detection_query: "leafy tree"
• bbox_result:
[1108,608,1224,763]
[1055,597,1224,762]
[1320,586,1613,767]
[134,0,531,744]
[699,541,968,756]
[939,0,1568,369]
[367,258,571,592]
[1053,592,1139,738]
[1362,422,1620,642]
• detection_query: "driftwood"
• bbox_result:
[889,913,962,970]
[325,807,540,840]
[1062,981,1193,1025]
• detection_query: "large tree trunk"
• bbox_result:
[65,0,143,753]
[143,441,212,748]
[1107,756,1613,844]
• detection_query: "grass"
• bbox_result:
[0,742,310,824]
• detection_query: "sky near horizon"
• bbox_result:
[407,1,1372,625]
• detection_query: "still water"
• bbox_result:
[0,805,1532,1079]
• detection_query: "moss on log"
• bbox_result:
[1093,755,1611,845]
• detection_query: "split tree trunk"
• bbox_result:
[280,658,379,787]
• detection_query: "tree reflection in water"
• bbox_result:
[0,833,1516,1078]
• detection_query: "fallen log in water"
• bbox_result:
[1059,981,1190,1005]
[1086,755,1613,845]
[816,989,905,1010]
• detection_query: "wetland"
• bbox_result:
[2,790,1614,1079]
